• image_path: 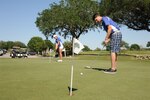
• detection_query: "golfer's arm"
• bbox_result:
[55,44,58,50]
[56,41,60,49]
[105,25,112,40]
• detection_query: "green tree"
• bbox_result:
[0,41,27,50]
[0,41,7,49]
[121,40,129,49]
[6,41,14,49]
[13,41,26,48]
[147,41,150,47]
[130,44,140,50]
[63,41,72,55]
[44,40,54,50]
[82,45,91,51]
[27,37,45,53]
[35,0,99,39]
[99,0,150,32]
[94,47,101,51]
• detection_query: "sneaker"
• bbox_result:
[57,60,63,62]
[103,68,117,74]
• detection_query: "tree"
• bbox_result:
[44,40,54,50]
[0,41,26,50]
[0,41,7,49]
[121,40,129,49]
[99,0,150,32]
[35,0,99,39]
[27,37,45,53]
[13,41,26,48]
[6,41,14,50]
[82,45,91,51]
[147,41,150,47]
[130,44,140,50]
[94,47,101,51]
[63,41,72,55]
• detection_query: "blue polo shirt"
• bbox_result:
[102,16,120,33]
[56,37,63,47]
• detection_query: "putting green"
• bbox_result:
[0,56,150,100]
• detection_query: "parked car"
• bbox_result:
[21,52,28,58]
[27,51,37,55]
[10,50,28,58]
[2,49,7,54]
[0,49,3,56]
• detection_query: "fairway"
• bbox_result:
[0,56,150,100]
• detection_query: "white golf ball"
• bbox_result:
[80,72,83,75]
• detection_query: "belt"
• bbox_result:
[112,30,121,34]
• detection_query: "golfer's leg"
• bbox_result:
[111,52,117,70]
[59,49,63,60]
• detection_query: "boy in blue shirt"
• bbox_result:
[93,13,122,74]
[53,34,64,62]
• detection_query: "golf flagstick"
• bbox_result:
[69,38,83,96]
[69,37,74,96]
[69,65,74,96]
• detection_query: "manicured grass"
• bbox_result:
[0,56,150,100]
[80,50,150,55]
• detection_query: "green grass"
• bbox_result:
[81,50,150,55]
[0,56,150,100]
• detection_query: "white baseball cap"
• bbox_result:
[53,34,57,38]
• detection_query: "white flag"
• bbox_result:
[73,38,84,54]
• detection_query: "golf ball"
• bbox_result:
[80,72,83,75]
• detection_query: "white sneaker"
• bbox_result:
[57,60,63,62]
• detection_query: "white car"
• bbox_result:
[0,49,3,56]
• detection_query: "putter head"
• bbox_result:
[85,66,91,69]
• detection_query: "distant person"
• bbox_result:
[93,13,122,74]
[53,34,64,62]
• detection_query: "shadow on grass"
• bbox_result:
[85,66,107,71]
[68,86,78,92]
[92,68,107,71]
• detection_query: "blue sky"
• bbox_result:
[0,0,150,50]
